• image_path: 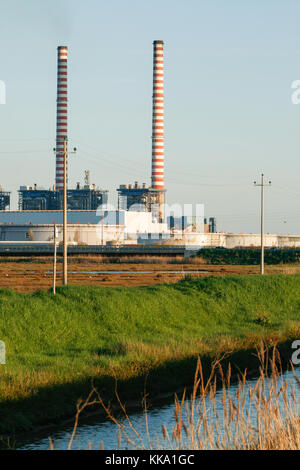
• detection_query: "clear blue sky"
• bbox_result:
[1,0,300,234]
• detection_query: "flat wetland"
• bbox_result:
[1,255,300,292]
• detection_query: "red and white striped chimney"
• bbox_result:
[55,46,68,190]
[151,40,164,190]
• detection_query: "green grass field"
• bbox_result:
[0,274,300,435]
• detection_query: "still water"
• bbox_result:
[45,270,209,274]
[18,368,300,450]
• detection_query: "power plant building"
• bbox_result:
[0,40,219,247]
[18,184,108,211]
[117,182,162,220]
[0,186,10,211]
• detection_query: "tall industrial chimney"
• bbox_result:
[151,40,164,190]
[55,46,68,190]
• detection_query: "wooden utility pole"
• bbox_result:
[53,139,77,287]
[53,224,57,295]
[63,139,67,285]
[254,174,271,275]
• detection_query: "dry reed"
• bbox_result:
[66,344,300,450]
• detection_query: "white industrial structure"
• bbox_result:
[1,210,300,248]
[0,210,169,245]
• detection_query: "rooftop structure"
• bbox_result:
[0,186,10,211]
[18,179,108,211]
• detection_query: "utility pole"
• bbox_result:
[63,139,68,285]
[102,216,104,246]
[53,224,57,295]
[53,138,77,286]
[254,174,271,275]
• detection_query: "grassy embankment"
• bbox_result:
[0,274,299,436]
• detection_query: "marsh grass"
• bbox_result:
[68,345,300,450]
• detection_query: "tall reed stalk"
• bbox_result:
[67,344,300,450]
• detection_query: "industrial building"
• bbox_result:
[0,210,169,244]
[0,210,102,225]
[0,186,10,211]
[2,218,300,250]
[18,186,57,211]
[168,216,205,233]
[0,40,221,248]
[204,217,217,233]
[117,182,164,221]
[18,173,108,211]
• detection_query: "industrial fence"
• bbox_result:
[0,242,187,257]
